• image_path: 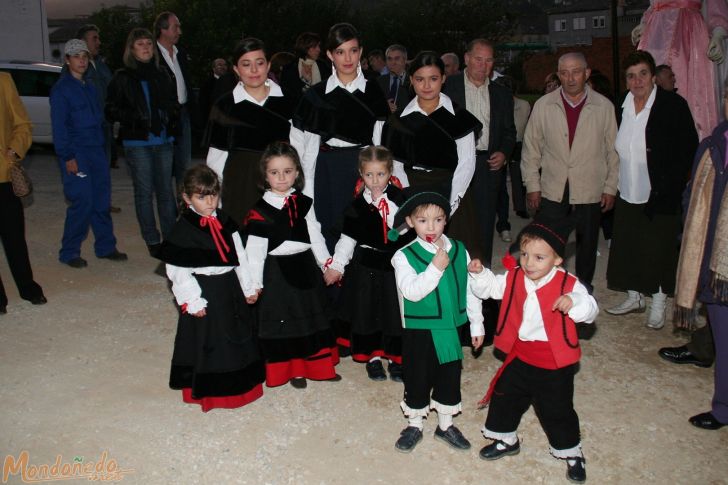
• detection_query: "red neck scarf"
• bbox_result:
[283,194,298,227]
[377,197,390,243]
[199,215,230,263]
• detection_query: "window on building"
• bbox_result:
[554,19,567,32]
[573,17,586,30]
[592,16,606,28]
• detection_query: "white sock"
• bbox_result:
[499,434,518,446]
[438,413,453,430]
[627,290,641,301]
[408,415,423,430]
[369,356,380,363]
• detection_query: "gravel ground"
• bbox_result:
[1,147,726,484]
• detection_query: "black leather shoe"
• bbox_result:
[516,210,530,219]
[566,457,587,483]
[479,439,520,460]
[366,360,387,381]
[689,412,726,430]
[0,305,6,314]
[395,426,423,453]
[434,425,471,450]
[98,249,128,261]
[658,345,712,368]
[28,295,47,305]
[338,344,352,358]
[327,374,342,382]
[388,362,403,382]
[290,378,307,389]
[147,244,161,257]
[63,257,87,269]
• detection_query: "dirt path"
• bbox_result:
[1,148,726,484]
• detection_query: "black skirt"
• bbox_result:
[606,197,681,295]
[169,271,265,399]
[221,149,264,226]
[256,250,335,361]
[337,246,403,360]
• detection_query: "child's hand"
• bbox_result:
[472,335,484,350]
[190,308,207,318]
[432,247,450,270]
[323,268,343,286]
[245,293,259,304]
[468,258,484,274]
[552,295,573,314]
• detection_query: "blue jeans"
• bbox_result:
[125,143,177,246]
[173,105,192,188]
[58,146,117,262]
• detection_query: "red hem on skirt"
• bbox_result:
[182,384,263,412]
[265,346,340,387]
[336,337,351,347]
[352,351,402,364]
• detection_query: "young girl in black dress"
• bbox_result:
[156,164,265,411]
[324,146,410,381]
[244,141,340,389]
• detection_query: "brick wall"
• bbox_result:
[522,36,636,94]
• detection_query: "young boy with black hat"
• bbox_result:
[468,216,598,483]
[389,191,485,453]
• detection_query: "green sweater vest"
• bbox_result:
[402,239,468,363]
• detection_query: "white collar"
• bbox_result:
[157,41,178,59]
[325,64,367,94]
[464,68,489,89]
[189,206,218,218]
[362,186,391,205]
[232,79,283,105]
[415,234,452,254]
[559,86,588,108]
[621,84,657,113]
[401,93,455,117]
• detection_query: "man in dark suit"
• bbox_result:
[443,39,515,346]
[154,11,194,188]
[376,44,412,113]
[443,39,516,266]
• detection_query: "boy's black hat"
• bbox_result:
[510,215,572,258]
[389,191,450,241]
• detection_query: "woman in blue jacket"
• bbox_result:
[50,39,126,268]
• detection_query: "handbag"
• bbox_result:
[8,162,32,197]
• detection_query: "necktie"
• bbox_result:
[388,75,399,101]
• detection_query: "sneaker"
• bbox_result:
[500,230,512,243]
[605,293,645,315]
[395,426,423,453]
[290,377,307,389]
[388,362,403,382]
[566,457,586,483]
[98,249,128,261]
[479,439,520,460]
[646,292,667,329]
[63,257,88,269]
[434,425,471,450]
[365,360,387,381]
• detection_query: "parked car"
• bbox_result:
[0,60,61,144]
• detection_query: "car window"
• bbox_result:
[0,68,60,97]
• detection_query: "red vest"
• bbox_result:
[494,268,581,369]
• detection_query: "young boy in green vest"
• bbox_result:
[389,191,485,453]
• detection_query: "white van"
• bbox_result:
[0,61,62,144]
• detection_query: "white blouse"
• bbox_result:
[615,85,656,204]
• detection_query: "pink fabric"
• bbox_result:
[639,0,718,139]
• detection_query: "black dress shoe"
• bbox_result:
[0,305,6,314]
[290,378,307,389]
[689,412,726,430]
[147,244,161,257]
[388,362,403,382]
[326,374,342,382]
[479,439,520,460]
[566,457,587,483]
[63,257,88,269]
[516,210,530,219]
[98,249,128,261]
[395,426,423,453]
[434,425,471,450]
[658,345,712,368]
[28,295,47,305]
[366,360,387,381]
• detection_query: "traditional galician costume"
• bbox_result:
[390,192,484,453]
[328,181,411,380]
[290,66,390,251]
[206,81,295,225]
[157,207,265,412]
[470,219,598,482]
[244,189,339,386]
